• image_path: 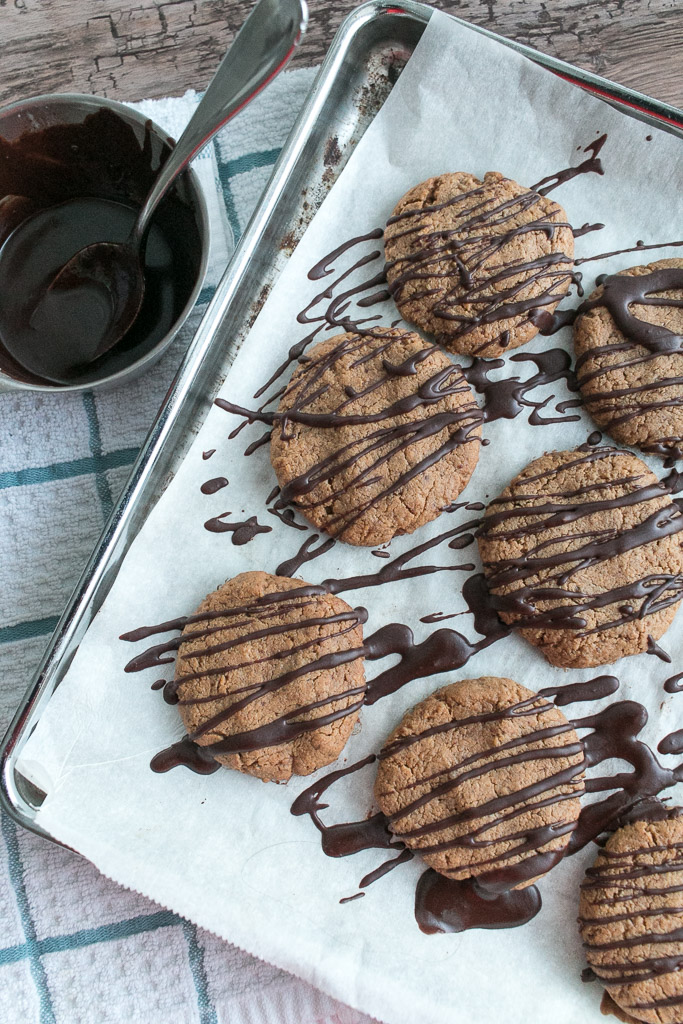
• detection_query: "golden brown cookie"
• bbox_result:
[173,571,366,782]
[270,327,482,546]
[374,677,584,887]
[579,811,683,1024]
[384,171,574,358]
[574,259,683,461]
[477,446,683,668]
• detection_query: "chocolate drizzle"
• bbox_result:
[462,347,580,425]
[203,513,272,545]
[531,134,607,196]
[275,535,336,577]
[647,635,672,663]
[200,477,228,495]
[414,869,541,934]
[665,672,683,694]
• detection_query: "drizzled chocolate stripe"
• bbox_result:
[384,174,575,355]
[478,446,683,642]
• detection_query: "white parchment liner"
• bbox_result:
[18,12,683,1024]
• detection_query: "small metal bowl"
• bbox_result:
[0,93,210,393]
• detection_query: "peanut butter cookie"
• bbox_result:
[580,810,683,1023]
[574,259,683,461]
[477,446,683,668]
[173,571,366,782]
[384,171,575,357]
[374,677,584,887]
[270,327,482,546]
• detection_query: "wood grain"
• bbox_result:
[1,0,681,109]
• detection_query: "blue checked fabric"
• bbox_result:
[0,69,373,1024]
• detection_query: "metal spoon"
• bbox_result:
[41,0,308,363]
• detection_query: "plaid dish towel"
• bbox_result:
[0,69,374,1024]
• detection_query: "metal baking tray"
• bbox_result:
[3,0,683,843]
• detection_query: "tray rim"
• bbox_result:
[2,0,683,845]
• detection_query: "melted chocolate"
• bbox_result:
[203,513,272,545]
[202,449,216,460]
[0,108,201,385]
[275,535,336,577]
[150,736,220,775]
[462,348,580,425]
[575,238,683,267]
[414,869,541,934]
[647,635,672,662]
[291,756,395,856]
[665,672,683,694]
[200,477,229,495]
[531,134,607,196]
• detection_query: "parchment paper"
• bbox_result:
[17,11,683,1024]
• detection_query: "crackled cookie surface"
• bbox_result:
[270,327,482,546]
[374,677,585,886]
[384,171,575,357]
[580,811,683,1024]
[174,571,366,782]
[477,446,683,668]
[574,259,683,461]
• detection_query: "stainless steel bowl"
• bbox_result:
[0,92,211,393]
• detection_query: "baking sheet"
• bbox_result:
[16,10,683,1024]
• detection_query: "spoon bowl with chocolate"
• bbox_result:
[0,95,209,390]
[0,0,308,391]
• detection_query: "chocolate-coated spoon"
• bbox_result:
[39,0,308,366]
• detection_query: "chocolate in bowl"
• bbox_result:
[0,94,209,391]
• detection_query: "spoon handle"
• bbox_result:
[130,0,308,251]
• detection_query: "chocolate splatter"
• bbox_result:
[200,477,228,495]
[203,513,273,545]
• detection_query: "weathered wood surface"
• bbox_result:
[2,0,681,109]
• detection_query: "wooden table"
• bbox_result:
[3,0,681,110]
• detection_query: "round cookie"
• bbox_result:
[579,811,683,1023]
[574,259,683,461]
[477,446,683,668]
[384,171,575,358]
[173,571,366,782]
[374,677,585,887]
[270,327,482,546]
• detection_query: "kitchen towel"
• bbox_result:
[0,67,373,1024]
